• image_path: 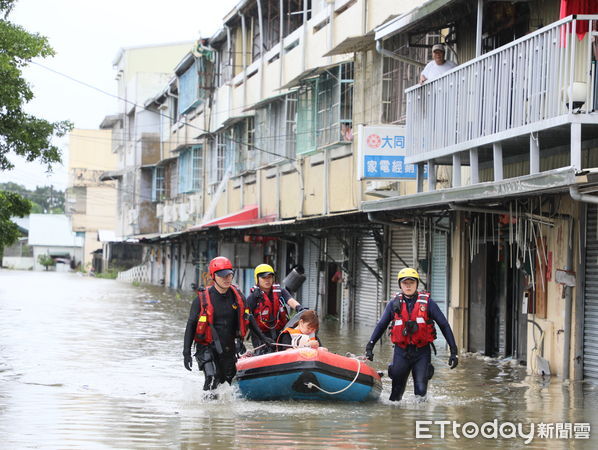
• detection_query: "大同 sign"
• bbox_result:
[356,125,425,180]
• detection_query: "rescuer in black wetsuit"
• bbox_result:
[183,256,272,391]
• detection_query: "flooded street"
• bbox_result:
[0,270,596,448]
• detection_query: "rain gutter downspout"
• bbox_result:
[570,185,598,204]
[375,40,426,68]
[225,25,232,117]
[327,0,334,64]
[301,0,308,72]
[239,11,248,106]
[256,0,265,100]
[279,0,284,88]
[563,216,574,380]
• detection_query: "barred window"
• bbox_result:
[297,62,353,154]
[381,33,440,124]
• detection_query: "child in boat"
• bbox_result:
[276,310,320,350]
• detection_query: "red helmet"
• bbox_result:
[209,256,233,278]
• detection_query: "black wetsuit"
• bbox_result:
[368,293,457,401]
[183,286,243,390]
[246,286,294,353]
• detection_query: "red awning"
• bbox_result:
[187,205,275,231]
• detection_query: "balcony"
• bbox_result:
[405,15,598,178]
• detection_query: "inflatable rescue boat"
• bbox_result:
[235,347,382,402]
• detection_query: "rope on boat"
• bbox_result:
[305,357,362,395]
[241,345,364,395]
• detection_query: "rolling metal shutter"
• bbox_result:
[584,205,598,380]
[326,236,344,263]
[300,237,320,310]
[431,231,449,345]
[389,226,415,297]
[355,232,383,326]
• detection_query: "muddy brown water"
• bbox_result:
[0,271,596,448]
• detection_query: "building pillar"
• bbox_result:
[452,153,462,188]
[469,148,479,184]
[493,142,503,181]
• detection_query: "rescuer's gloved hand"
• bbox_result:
[262,337,275,347]
[365,341,375,361]
[295,304,305,312]
[448,350,459,369]
[183,351,192,371]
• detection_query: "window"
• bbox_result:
[177,57,213,116]
[381,33,439,124]
[210,132,230,186]
[235,117,256,173]
[254,93,297,165]
[296,63,353,154]
[178,145,203,194]
[152,166,165,201]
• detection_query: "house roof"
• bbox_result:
[28,214,83,247]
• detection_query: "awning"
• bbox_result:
[187,205,276,231]
[243,91,293,112]
[375,0,460,41]
[322,32,375,57]
[221,114,254,128]
[361,167,579,213]
[99,170,124,181]
[278,62,343,90]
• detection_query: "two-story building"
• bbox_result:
[360,0,598,381]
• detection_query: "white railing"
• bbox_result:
[117,263,150,284]
[405,15,598,162]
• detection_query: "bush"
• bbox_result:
[95,267,120,279]
[37,254,55,271]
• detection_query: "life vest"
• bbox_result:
[194,285,249,345]
[252,283,288,332]
[390,292,436,348]
[277,327,317,348]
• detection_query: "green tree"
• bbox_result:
[0,190,31,250]
[37,253,55,271]
[0,1,72,171]
[0,0,71,252]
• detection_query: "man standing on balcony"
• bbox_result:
[419,44,457,84]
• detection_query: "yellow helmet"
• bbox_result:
[397,267,420,283]
[254,263,275,284]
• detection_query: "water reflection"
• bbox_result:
[0,271,596,448]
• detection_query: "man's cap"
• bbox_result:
[432,43,446,53]
[214,268,234,277]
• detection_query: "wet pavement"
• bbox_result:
[0,270,596,448]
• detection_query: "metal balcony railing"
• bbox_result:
[405,15,598,163]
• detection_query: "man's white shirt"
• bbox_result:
[421,60,457,81]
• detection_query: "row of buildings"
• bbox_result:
[66,0,598,382]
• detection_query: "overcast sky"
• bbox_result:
[0,0,238,190]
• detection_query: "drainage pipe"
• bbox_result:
[562,217,574,380]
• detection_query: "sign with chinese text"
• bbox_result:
[357,125,425,180]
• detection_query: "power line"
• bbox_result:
[32,60,300,163]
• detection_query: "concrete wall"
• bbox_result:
[2,257,34,270]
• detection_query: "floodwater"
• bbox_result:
[0,271,596,449]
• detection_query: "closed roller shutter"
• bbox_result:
[431,231,449,345]
[389,226,415,297]
[355,232,383,326]
[326,236,344,263]
[300,237,320,310]
[584,205,598,380]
